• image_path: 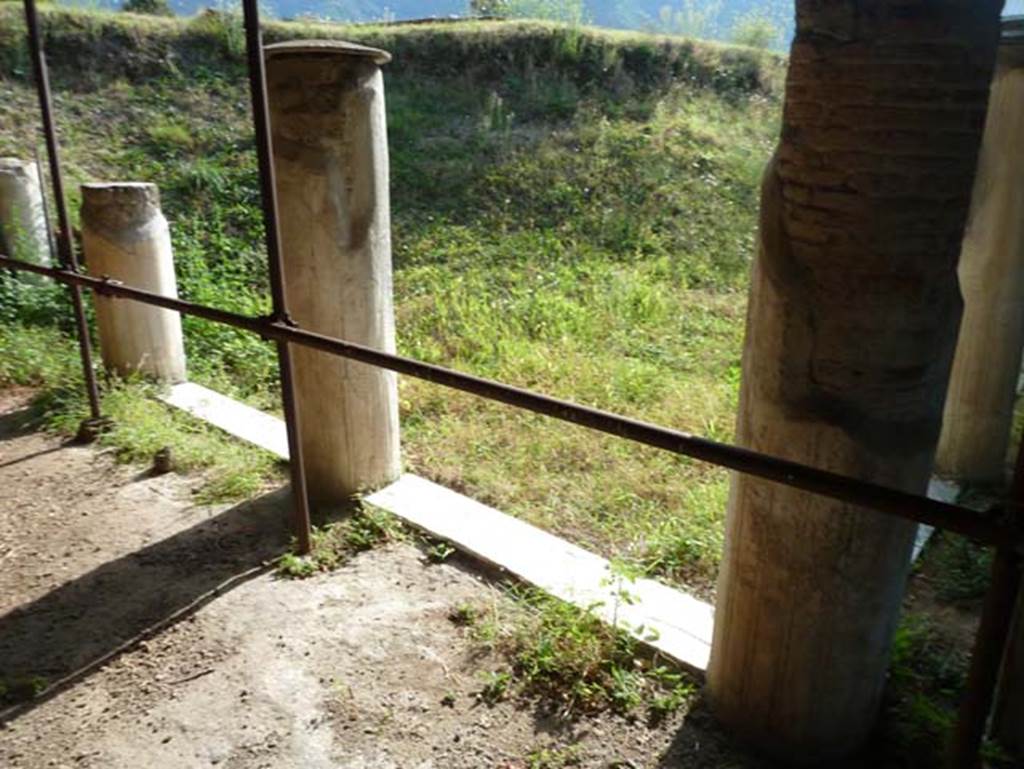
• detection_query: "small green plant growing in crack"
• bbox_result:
[277,551,318,578]
[526,743,583,768]
[425,540,457,563]
[883,613,972,766]
[477,669,512,704]
[448,602,479,627]
[647,664,696,722]
[0,675,48,706]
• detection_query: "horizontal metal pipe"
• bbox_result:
[1,252,1014,547]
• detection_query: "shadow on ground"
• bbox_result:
[0,479,292,721]
[0,403,759,767]
[0,404,42,445]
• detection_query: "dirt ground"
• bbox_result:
[0,389,763,769]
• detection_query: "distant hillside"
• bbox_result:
[161,0,794,32]
[48,0,1024,52]
[61,0,798,46]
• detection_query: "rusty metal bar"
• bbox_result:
[22,0,101,421]
[949,437,1024,768]
[0,252,1015,549]
[240,0,312,555]
[949,547,1022,768]
[990,588,1024,751]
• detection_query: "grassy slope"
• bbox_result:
[0,4,781,593]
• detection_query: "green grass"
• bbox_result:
[883,613,973,768]
[0,5,781,593]
[0,322,282,502]
[0,674,48,707]
[276,507,407,578]
[457,584,697,718]
[878,538,1015,768]
[525,743,583,769]
[929,533,993,606]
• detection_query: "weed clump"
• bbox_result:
[276,508,405,578]
[883,614,970,765]
[457,587,696,719]
[0,675,48,706]
[931,533,993,605]
[524,743,584,768]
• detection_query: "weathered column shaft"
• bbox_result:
[708,1,1003,762]
[936,43,1024,483]
[80,183,186,383]
[0,157,50,264]
[266,41,400,505]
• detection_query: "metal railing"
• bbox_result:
[1,1,1020,766]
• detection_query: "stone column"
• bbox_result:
[707,1,1002,763]
[0,158,50,264]
[80,183,186,383]
[265,41,400,506]
[936,42,1024,483]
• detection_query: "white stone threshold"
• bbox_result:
[366,473,714,671]
[161,382,291,458]
[159,381,958,674]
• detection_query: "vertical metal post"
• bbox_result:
[240,0,312,554]
[949,548,1022,768]
[991,590,1024,751]
[22,0,101,421]
[948,441,1024,768]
